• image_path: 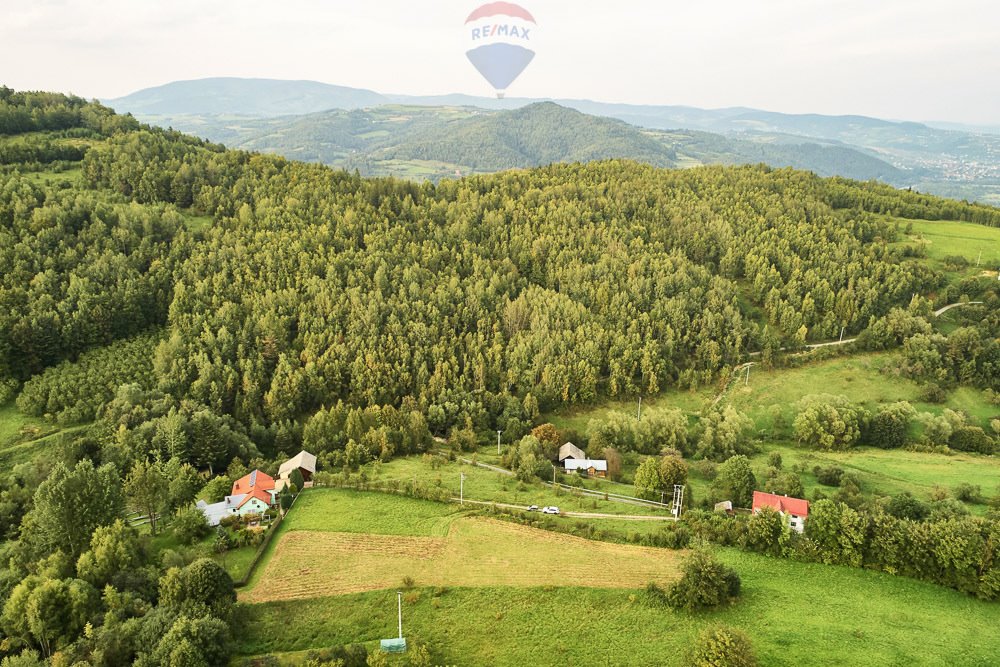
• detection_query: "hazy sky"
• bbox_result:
[3,0,999,123]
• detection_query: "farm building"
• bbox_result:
[564,458,608,478]
[197,487,275,526]
[279,450,317,484]
[752,491,809,533]
[557,442,586,462]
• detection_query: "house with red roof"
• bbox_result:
[232,469,275,496]
[752,491,809,533]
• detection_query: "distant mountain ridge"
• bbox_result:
[104,78,1000,204]
[105,78,389,116]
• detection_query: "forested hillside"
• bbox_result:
[2,88,1000,663]
[365,102,678,170]
[5,88,1000,449]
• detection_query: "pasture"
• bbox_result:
[235,489,1000,666]
[900,217,1000,268]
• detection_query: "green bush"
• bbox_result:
[954,483,984,504]
[172,505,210,545]
[667,549,741,612]
[813,465,844,487]
[684,625,757,667]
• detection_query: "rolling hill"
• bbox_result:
[128,100,906,183]
[105,78,1000,202]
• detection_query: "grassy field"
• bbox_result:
[546,390,710,436]
[547,352,998,437]
[235,489,1000,666]
[724,353,998,430]
[0,403,50,446]
[366,455,666,516]
[899,217,1000,269]
[0,402,82,470]
[243,515,685,603]
[735,444,1000,510]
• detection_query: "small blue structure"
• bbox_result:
[380,638,407,653]
[379,591,407,653]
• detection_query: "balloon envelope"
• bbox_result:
[464,2,537,97]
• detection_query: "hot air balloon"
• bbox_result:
[464,2,536,98]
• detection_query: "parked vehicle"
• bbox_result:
[541,506,560,515]
[526,505,539,512]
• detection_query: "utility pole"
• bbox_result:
[397,590,403,639]
[744,364,750,386]
[976,250,982,267]
[552,464,556,484]
[672,485,685,519]
[460,473,465,505]
[637,396,642,421]
[497,430,502,455]
[840,326,845,343]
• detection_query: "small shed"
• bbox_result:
[713,500,734,515]
[557,442,587,462]
[380,638,407,653]
[564,458,608,478]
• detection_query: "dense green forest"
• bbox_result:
[2,87,1000,665]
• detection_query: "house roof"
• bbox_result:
[279,450,317,477]
[558,442,587,462]
[232,469,275,495]
[564,458,608,472]
[752,491,809,517]
[197,494,244,526]
[237,487,273,509]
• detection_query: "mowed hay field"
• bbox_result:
[238,548,1000,666]
[243,513,684,602]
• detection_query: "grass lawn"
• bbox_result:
[280,488,462,536]
[233,489,1000,665]
[0,402,52,447]
[146,519,259,581]
[898,217,1000,269]
[237,567,1000,666]
[546,389,710,435]
[366,455,665,516]
[0,402,87,471]
[543,352,999,437]
[752,443,1000,506]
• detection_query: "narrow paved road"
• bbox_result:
[452,498,677,521]
[934,301,983,316]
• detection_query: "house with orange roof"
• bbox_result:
[231,469,275,496]
[752,490,810,533]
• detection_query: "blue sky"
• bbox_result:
[2,0,998,124]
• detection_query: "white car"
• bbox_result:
[541,506,560,515]
[526,505,540,512]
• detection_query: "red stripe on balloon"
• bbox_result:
[465,2,536,24]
